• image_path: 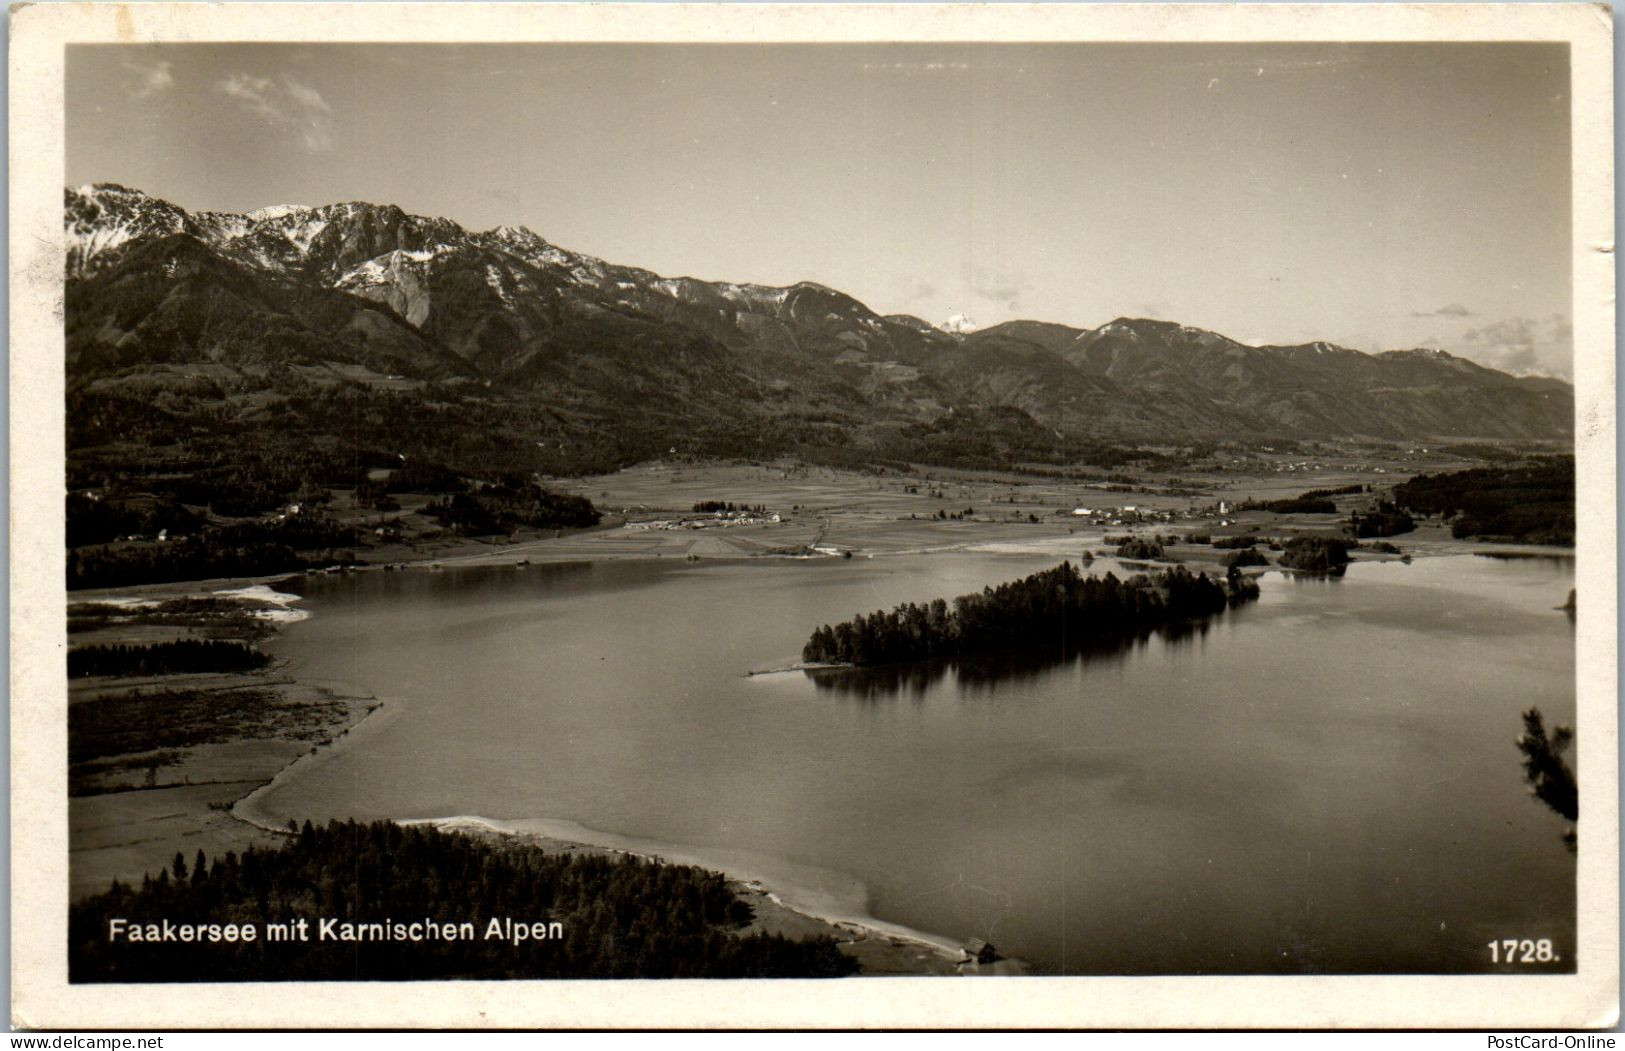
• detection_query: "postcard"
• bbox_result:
[10,2,1617,1030]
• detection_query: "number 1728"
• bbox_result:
[1488,938,1558,963]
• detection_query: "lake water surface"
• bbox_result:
[253,552,1576,974]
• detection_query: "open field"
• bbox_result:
[67,588,379,900]
[68,452,1568,580]
[70,782,287,902]
[65,438,1555,583]
[381,450,1518,570]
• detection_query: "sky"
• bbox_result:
[66,42,1574,378]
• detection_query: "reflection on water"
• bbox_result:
[807,659,946,702]
[1157,615,1214,647]
[1283,565,1347,582]
[807,618,1219,701]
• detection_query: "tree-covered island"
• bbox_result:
[802,562,1259,668]
[1276,536,1355,573]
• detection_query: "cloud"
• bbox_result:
[217,72,334,152]
[1410,302,1476,318]
[1462,316,1538,372]
[1459,315,1572,378]
[219,73,276,113]
[282,78,332,117]
[121,57,174,99]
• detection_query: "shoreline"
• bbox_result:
[63,516,1574,600]
[66,579,380,900]
[396,815,1008,975]
[232,746,993,976]
[226,684,400,836]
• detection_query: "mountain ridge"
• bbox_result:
[64,183,1574,472]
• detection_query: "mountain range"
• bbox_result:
[65,183,1573,474]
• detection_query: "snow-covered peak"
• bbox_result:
[477,224,587,273]
[65,184,195,276]
[336,247,442,284]
[247,204,312,222]
[940,313,979,335]
[489,223,540,244]
[73,183,157,203]
[718,283,793,311]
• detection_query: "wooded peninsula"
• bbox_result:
[803,562,1259,668]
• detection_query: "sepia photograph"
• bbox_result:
[10,2,1617,1031]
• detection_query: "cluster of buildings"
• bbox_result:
[1061,503,1190,527]
[1059,498,1241,529]
[622,510,782,532]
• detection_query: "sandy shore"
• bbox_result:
[395,816,1011,976]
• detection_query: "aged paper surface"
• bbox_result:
[11,2,1617,1029]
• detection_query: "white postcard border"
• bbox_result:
[10,3,1617,1030]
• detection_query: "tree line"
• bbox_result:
[1298,484,1367,499]
[803,561,1259,668]
[1392,457,1574,545]
[1242,496,1337,515]
[68,639,270,678]
[70,819,859,981]
[692,501,767,514]
[68,515,359,590]
[423,479,600,536]
[66,492,202,548]
[70,534,305,590]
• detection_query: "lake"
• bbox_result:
[250,550,1576,975]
